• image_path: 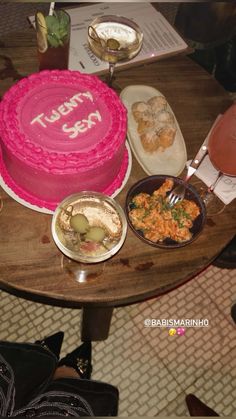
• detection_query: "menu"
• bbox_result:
[29,2,188,75]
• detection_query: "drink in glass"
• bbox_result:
[88,15,143,86]
[35,9,70,71]
[208,104,236,176]
[198,104,236,215]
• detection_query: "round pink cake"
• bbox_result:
[0,70,128,211]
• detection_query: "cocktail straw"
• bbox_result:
[49,2,55,16]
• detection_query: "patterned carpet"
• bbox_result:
[1,265,236,416]
[0,3,235,417]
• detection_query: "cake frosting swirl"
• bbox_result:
[0,70,128,210]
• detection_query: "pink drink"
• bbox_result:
[208,104,236,176]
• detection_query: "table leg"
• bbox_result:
[81,307,114,341]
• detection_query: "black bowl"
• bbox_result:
[125,175,206,248]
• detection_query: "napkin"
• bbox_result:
[188,155,236,205]
[187,116,236,205]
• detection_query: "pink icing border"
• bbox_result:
[0,145,129,211]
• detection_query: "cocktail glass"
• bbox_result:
[88,15,143,87]
[196,175,226,217]
[199,105,236,216]
[35,9,71,71]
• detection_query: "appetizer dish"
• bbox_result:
[126,175,206,248]
[120,85,187,177]
[131,95,176,153]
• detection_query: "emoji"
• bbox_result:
[168,328,177,336]
[177,327,185,336]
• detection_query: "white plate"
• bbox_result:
[120,85,187,177]
[0,142,132,215]
[111,141,132,198]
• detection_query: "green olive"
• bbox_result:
[85,226,106,242]
[106,38,120,50]
[70,214,89,233]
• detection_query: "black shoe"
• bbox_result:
[35,331,64,359]
[231,303,236,324]
[186,394,219,416]
[58,341,92,379]
[212,236,236,269]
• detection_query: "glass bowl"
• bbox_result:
[52,192,127,263]
[125,175,206,249]
[88,15,143,63]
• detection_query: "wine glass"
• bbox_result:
[88,15,143,87]
[200,105,236,215]
[197,169,226,216]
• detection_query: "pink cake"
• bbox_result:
[0,70,128,211]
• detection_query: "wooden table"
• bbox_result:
[0,30,235,340]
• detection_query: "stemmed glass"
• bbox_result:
[198,169,226,216]
[200,105,236,215]
[88,15,143,87]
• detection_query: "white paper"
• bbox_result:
[29,3,188,74]
[188,155,236,205]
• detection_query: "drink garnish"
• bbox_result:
[88,26,106,48]
[45,10,69,48]
[36,11,48,53]
[106,38,120,50]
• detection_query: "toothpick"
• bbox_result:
[49,2,55,16]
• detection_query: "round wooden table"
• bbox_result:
[0,31,235,340]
